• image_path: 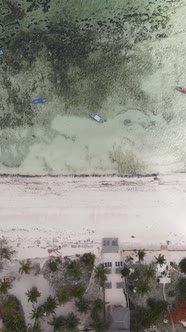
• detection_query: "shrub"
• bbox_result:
[57,288,72,304]
[80,252,95,268]
[143,264,156,280]
[1,295,26,332]
[0,279,12,295]
[66,260,81,279]
[71,283,85,299]
[48,260,58,272]
[166,297,186,322]
[91,298,105,320]
[94,264,107,287]
[0,238,16,261]
[179,258,186,274]
[147,298,167,316]
[178,278,186,295]
[131,306,154,332]
[75,298,90,314]
[121,266,130,277]
[168,290,176,297]
[136,279,149,295]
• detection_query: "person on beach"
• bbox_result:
[48,246,61,255]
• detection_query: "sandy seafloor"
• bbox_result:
[1,0,186,175]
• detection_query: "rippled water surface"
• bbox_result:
[0,0,186,175]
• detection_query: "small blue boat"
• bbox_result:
[31,97,47,104]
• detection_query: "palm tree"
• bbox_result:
[94,264,107,287]
[27,322,43,332]
[49,315,66,331]
[135,249,146,263]
[80,253,95,268]
[90,319,107,332]
[48,260,58,272]
[91,299,104,320]
[121,266,130,277]
[30,306,45,322]
[42,296,58,316]
[0,279,12,295]
[75,298,90,314]
[67,260,81,279]
[19,259,32,274]
[25,287,41,304]
[71,283,85,299]
[143,264,156,280]
[154,254,166,267]
[136,279,149,295]
[0,238,16,261]
[64,313,80,332]
[57,288,72,305]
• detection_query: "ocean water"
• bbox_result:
[0,0,186,175]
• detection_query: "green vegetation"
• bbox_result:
[147,298,168,316]
[143,264,156,280]
[179,258,186,274]
[90,319,107,332]
[154,254,166,267]
[42,296,58,316]
[94,264,107,287]
[80,252,95,269]
[91,298,105,320]
[91,298,105,332]
[66,260,81,279]
[49,312,79,332]
[136,279,150,295]
[30,306,45,322]
[167,290,176,297]
[25,287,41,303]
[48,258,62,272]
[135,249,146,263]
[0,295,26,332]
[0,279,12,295]
[127,263,157,296]
[178,277,186,296]
[75,298,90,314]
[0,238,16,261]
[57,288,72,305]
[19,259,32,274]
[71,283,85,299]
[131,299,168,332]
[121,266,130,277]
[27,321,43,332]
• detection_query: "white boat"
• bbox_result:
[90,113,104,123]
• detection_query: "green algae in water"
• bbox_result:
[0,0,181,175]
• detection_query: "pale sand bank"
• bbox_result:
[0,175,186,259]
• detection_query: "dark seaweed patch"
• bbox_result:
[26,0,51,13]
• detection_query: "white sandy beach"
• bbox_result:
[1,175,186,260]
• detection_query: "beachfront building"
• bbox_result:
[102,238,130,331]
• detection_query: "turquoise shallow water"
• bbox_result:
[0,0,185,175]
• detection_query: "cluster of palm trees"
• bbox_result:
[122,249,167,295]
[25,289,105,332]
[0,244,108,332]
[134,249,167,267]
